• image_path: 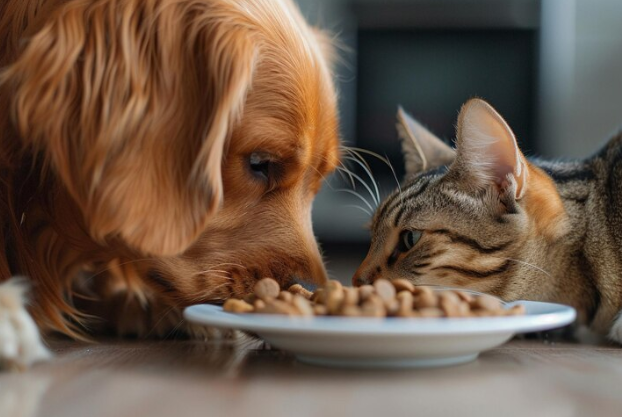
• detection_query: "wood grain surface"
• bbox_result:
[1,337,621,417]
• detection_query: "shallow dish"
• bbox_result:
[184,301,576,369]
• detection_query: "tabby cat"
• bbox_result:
[353,98,622,342]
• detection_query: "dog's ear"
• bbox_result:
[1,1,257,255]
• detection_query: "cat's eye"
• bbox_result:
[249,152,272,181]
[398,230,422,252]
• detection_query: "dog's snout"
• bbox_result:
[290,276,319,292]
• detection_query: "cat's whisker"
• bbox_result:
[344,149,381,206]
[336,161,356,190]
[341,155,380,206]
[341,147,381,204]
[337,159,379,206]
[383,153,403,201]
[334,188,375,212]
[334,165,359,189]
[340,146,374,174]
[493,257,551,277]
[343,204,372,217]
[343,146,403,201]
[341,146,393,171]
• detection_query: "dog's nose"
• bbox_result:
[290,276,318,291]
[288,250,329,291]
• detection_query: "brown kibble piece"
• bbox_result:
[358,285,375,301]
[419,307,445,318]
[439,291,461,317]
[413,287,438,309]
[343,287,360,306]
[505,304,526,316]
[396,291,414,317]
[256,299,299,316]
[360,300,385,317]
[313,304,328,316]
[470,309,491,317]
[326,287,345,314]
[278,291,293,303]
[365,294,384,308]
[385,298,400,316]
[360,294,386,317]
[292,295,314,316]
[243,293,257,304]
[396,290,413,301]
[254,278,280,300]
[342,305,362,317]
[223,299,254,314]
[455,291,474,303]
[374,279,396,302]
[311,288,326,304]
[392,279,415,293]
[396,309,414,318]
[472,294,502,311]
[288,284,313,300]
[224,277,523,319]
[325,280,343,291]
[456,301,471,317]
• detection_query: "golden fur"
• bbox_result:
[0,0,339,338]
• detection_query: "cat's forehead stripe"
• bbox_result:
[389,174,436,212]
[385,179,431,227]
[393,180,431,226]
[376,166,448,222]
[374,166,452,236]
[376,190,401,224]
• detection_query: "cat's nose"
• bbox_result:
[352,274,369,286]
[352,267,374,286]
[352,253,380,286]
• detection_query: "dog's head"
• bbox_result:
[2,0,339,302]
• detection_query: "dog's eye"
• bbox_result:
[249,152,271,180]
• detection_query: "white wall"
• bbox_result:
[566,0,622,157]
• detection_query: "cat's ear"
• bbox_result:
[397,107,455,177]
[453,99,528,199]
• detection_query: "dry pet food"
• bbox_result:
[222,278,526,318]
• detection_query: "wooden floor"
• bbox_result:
[1,337,622,417]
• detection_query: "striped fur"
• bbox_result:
[354,99,622,339]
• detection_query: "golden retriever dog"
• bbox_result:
[0,0,339,369]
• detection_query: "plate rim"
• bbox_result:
[183,300,576,336]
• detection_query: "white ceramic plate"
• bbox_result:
[184,301,576,369]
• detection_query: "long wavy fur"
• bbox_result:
[0,0,340,339]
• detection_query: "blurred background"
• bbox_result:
[296,0,622,282]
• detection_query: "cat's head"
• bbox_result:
[353,99,570,299]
